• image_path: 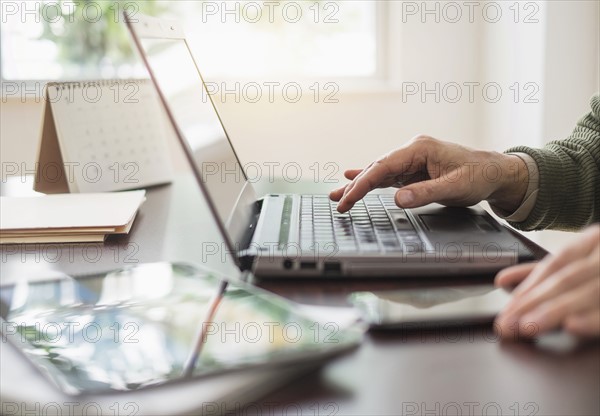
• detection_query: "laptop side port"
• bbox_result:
[323,261,342,275]
[283,259,294,270]
[300,261,317,270]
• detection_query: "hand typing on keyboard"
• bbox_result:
[330,135,529,214]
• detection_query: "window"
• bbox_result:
[1,0,379,81]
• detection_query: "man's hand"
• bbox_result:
[495,225,600,339]
[329,135,529,213]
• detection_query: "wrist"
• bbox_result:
[487,153,529,214]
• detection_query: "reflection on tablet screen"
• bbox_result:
[0,263,360,395]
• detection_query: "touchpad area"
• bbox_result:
[419,214,498,233]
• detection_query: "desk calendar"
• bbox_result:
[34,79,173,193]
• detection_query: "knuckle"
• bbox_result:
[422,183,435,198]
[371,157,392,174]
[373,156,387,165]
[371,159,387,172]
[412,134,436,146]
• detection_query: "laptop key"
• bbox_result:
[358,243,380,252]
[298,194,423,255]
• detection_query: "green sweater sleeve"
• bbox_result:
[505,94,600,232]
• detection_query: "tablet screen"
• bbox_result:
[0,263,360,394]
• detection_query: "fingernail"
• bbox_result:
[397,190,414,206]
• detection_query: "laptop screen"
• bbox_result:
[136,34,250,239]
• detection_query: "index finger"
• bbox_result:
[336,160,393,212]
[329,170,363,201]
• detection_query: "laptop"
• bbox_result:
[124,13,534,278]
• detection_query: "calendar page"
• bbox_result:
[46,79,173,193]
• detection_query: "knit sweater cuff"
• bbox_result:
[503,145,588,231]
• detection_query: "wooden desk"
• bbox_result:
[1,176,598,415]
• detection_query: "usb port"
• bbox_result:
[323,261,341,275]
[300,262,317,270]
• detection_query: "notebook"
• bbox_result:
[34,79,173,194]
[0,190,146,244]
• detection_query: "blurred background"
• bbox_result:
[1,0,599,252]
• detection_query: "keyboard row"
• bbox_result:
[298,195,424,253]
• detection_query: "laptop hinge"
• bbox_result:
[236,199,262,271]
[238,255,256,273]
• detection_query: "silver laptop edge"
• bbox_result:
[124,13,251,270]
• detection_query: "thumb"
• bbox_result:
[394,178,455,208]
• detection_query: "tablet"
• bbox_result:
[349,284,512,329]
[0,263,362,395]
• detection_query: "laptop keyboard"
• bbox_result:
[299,195,424,253]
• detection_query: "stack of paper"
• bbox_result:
[0,190,146,244]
